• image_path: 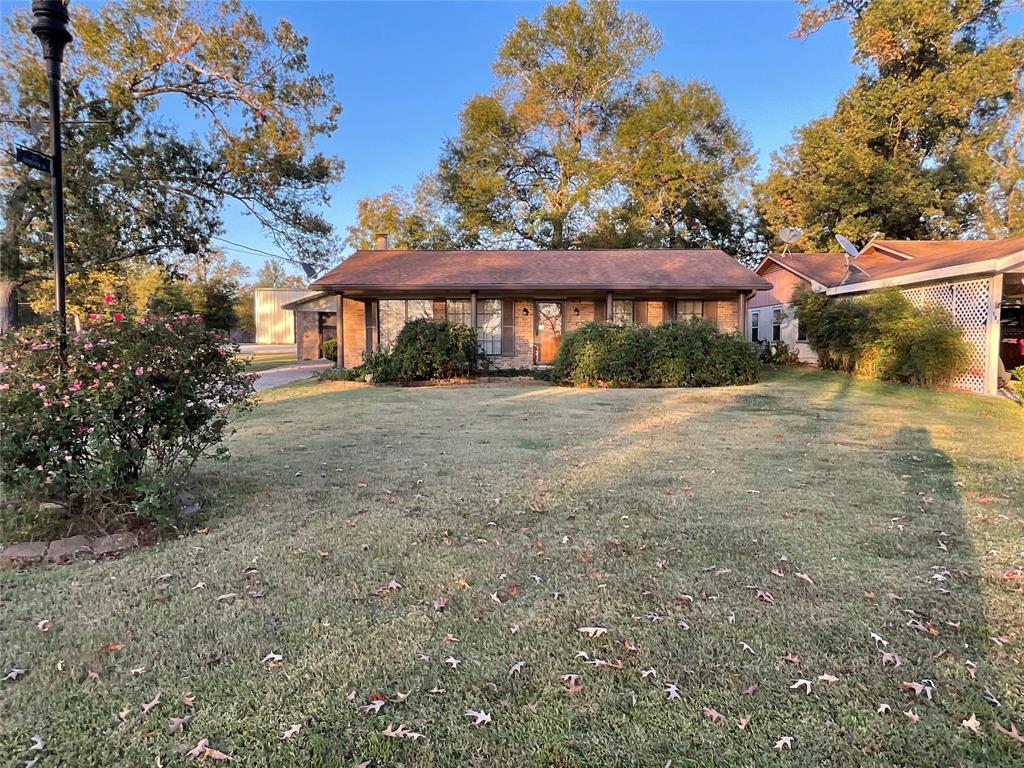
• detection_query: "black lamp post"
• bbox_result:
[31,0,72,357]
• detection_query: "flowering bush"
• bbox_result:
[0,297,255,535]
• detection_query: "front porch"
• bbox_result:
[302,291,748,369]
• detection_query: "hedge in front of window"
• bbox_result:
[550,318,759,388]
[359,318,488,384]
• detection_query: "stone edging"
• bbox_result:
[0,532,138,567]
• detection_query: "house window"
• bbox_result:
[772,308,782,342]
[611,299,634,325]
[750,311,760,342]
[476,298,502,355]
[797,320,807,342]
[676,299,704,321]
[446,299,471,327]
[378,299,434,347]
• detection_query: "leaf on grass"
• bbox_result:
[702,707,725,724]
[991,635,1011,647]
[382,723,423,740]
[795,572,814,586]
[870,632,888,648]
[182,691,196,707]
[361,699,386,714]
[640,668,657,679]
[509,624,520,635]
[280,724,301,740]
[561,674,582,694]
[261,653,284,666]
[98,642,123,655]
[215,593,237,604]
[577,627,607,639]
[509,661,525,677]
[774,736,793,750]
[141,692,161,714]
[444,657,460,669]
[3,668,27,681]
[738,714,752,730]
[877,703,891,715]
[187,738,232,761]
[790,679,812,694]
[664,683,681,701]
[904,709,920,723]
[464,708,492,726]
[742,684,758,696]
[880,652,903,668]
[433,596,448,613]
[740,642,756,656]
[36,619,50,632]
[901,680,935,700]
[169,715,192,734]
[817,673,838,684]
[961,713,980,733]
[994,722,1024,744]
[782,654,800,664]
[30,735,45,750]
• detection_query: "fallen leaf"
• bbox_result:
[790,679,812,694]
[817,673,839,684]
[782,653,800,664]
[877,703,891,715]
[3,668,27,681]
[702,707,725,724]
[281,724,301,740]
[640,668,657,679]
[433,596,448,612]
[382,722,423,740]
[994,721,1024,744]
[901,680,935,700]
[577,627,607,639]
[361,699,386,714]
[444,656,460,669]
[509,661,525,677]
[182,691,196,706]
[215,593,237,604]
[168,715,193,734]
[870,632,888,648]
[464,708,491,726]
[141,692,161,714]
[738,714,752,729]
[664,683,681,701]
[261,652,284,665]
[880,651,903,668]
[795,572,814,586]
[29,735,45,751]
[98,642,123,655]
[36,619,50,632]
[961,713,980,733]
[774,736,794,750]
[905,709,920,723]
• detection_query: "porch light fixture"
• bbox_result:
[573,306,580,316]
[522,306,530,316]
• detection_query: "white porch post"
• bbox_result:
[985,274,1003,396]
[335,293,344,370]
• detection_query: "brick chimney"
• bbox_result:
[375,233,390,250]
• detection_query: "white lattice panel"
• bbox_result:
[901,278,991,393]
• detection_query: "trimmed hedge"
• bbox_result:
[792,287,970,387]
[343,318,487,384]
[550,320,760,387]
[320,338,337,361]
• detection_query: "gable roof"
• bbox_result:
[862,239,990,260]
[757,250,904,288]
[310,249,771,293]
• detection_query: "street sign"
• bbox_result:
[15,145,52,174]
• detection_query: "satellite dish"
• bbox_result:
[779,227,802,244]
[835,234,860,261]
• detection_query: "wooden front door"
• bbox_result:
[536,301,564,364]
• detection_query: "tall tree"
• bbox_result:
[345,177,455,251]
[437,0,660,248]
[590,76,756,251]
[0,0,343,328]
[254,259,306,288]
[755,0,1024,249]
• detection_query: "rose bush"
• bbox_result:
[0,297,255,536]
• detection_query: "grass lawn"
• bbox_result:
[2,369,1022,767]
[242,350,297,372]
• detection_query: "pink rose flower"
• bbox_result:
[104,294,115,304]
[135,367,144,376]
[113,313,125,321]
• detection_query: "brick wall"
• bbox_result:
[295,312,320,360]
[342,298,367,368]
[712,298,739,333]
[565,297,595,332]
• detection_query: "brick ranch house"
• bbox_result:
[748,235,1024,395]
[284,243,771,369]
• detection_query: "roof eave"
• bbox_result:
[826,251,1024,295]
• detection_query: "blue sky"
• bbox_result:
[0,1,906,272]
[232,0,860,274]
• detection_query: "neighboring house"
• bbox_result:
[294,243,771,369]
[254,288,315,344]
[748,236,1024,395]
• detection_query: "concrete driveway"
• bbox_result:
[254,359,332,391]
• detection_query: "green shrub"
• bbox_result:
[551,319,759,388]
[0,300,256,537]
[359,318,487,384]
[757,340,800,366]
[1011,365,1024,382]
[320,338,337,361]
[792,287,970,386]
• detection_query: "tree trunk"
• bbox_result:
[0,278,21,332]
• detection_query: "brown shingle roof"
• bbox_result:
[844,235,1024,284]
[864,239,990,259]
[310,249,771,292]
[761,251,903,287]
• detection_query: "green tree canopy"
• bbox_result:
[254,259,307,289]
[344,178,455,251]
[0,0,343,328]
[756,0,1024,250]
[437,0,660,248]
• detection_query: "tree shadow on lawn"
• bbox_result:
[1,373,1020,767]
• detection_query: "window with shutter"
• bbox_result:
[501,299,515,356]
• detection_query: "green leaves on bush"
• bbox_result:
[550,320,760,387]
[0,303,256,535]
[792,287,970,386]
[320,338,337,361]
[356,318,488,384]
